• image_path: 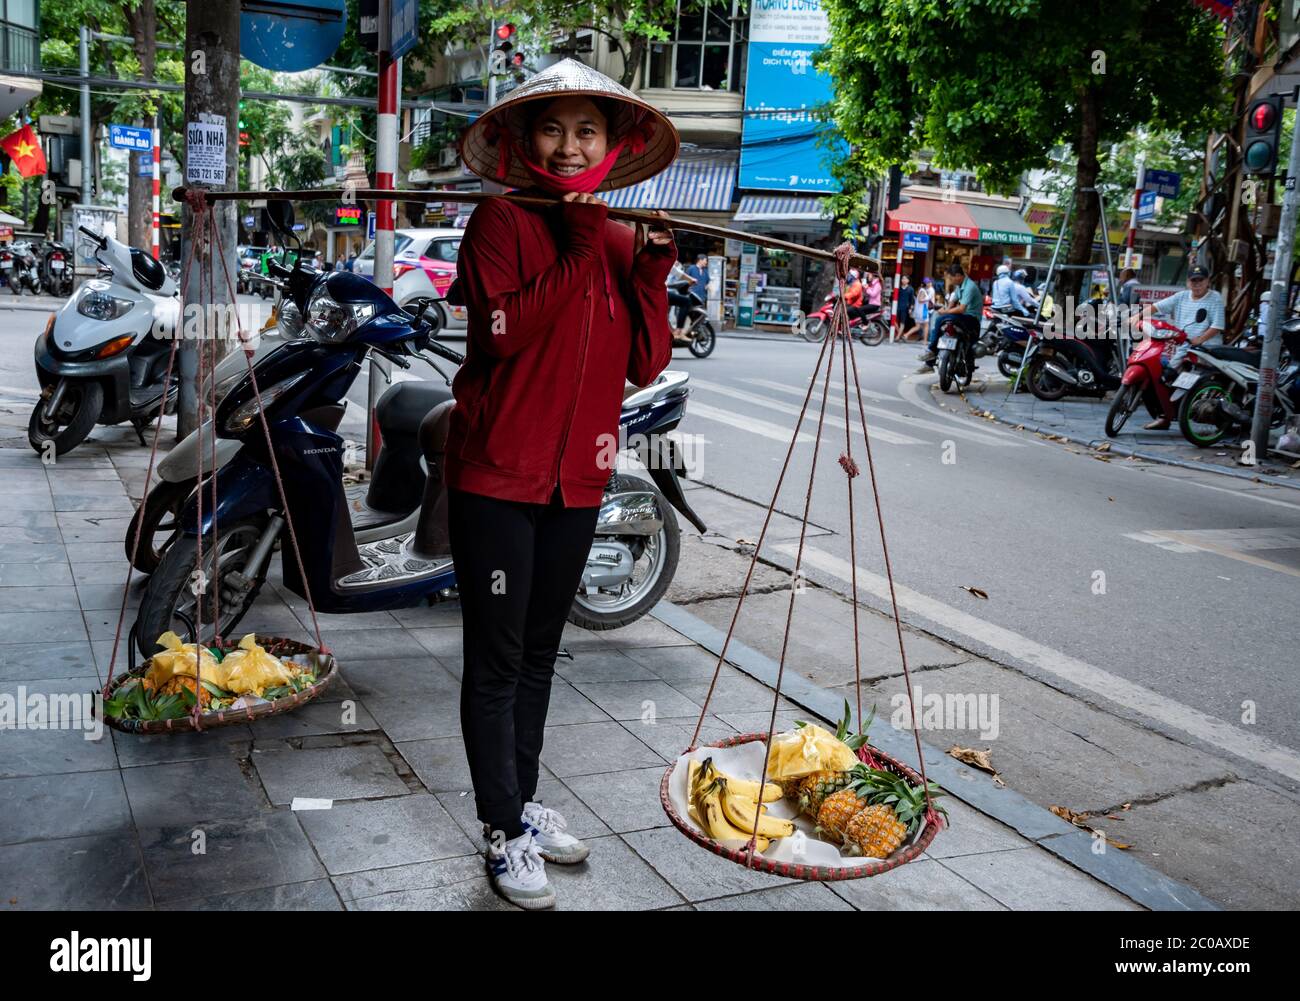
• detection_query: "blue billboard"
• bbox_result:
[738,0,845,192]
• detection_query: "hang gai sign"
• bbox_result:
[738,0,845,193]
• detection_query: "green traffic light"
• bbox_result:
[1245,139,1274,172]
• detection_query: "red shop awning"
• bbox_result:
[886,200,978,241]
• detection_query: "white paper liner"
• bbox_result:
[669,741,924,870]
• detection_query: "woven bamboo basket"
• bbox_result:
[661,732,942,881]
[100,635,337,735]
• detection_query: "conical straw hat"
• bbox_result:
[459,58,679,192]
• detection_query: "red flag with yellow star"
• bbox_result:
[0,123,46,178]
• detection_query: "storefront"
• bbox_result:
[730,195,835,327]
[884,192,1035,294]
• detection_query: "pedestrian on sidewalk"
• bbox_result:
[904,275,934,342]
[451,59,679,909]
[895,274,915,338]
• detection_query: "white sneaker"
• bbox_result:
[486,832,555,910]
[522,801,590,864]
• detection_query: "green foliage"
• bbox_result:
[818,0,1226,220]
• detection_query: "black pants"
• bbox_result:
[848,303,881,323]
[448,485,600,839]
[667,289,693,329]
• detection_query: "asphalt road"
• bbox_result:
[657,334,1300,793]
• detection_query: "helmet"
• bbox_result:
[847,268,860,280]
[996,264,1011,277]
[1013,269,1027,282]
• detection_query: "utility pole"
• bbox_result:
[178,2,239,439]
[79,26,91,207]
[1250,88,1300,462]
[1123,153,1144,271]
[366,0,400,468]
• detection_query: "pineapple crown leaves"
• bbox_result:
[847,765,949,834]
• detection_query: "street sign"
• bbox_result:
[1142,169,1181,199]
[390,0,419,59]
[109,124,152,151]
[902,232,930,253]
[136,152,154,177]
[243,215,256,228]
[241,0,346,73]
[1136,190,1158,223]
[367,211,376,240]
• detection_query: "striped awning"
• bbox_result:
[733,195,831,222]
[604,160,737,212]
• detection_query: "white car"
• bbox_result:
[352,228,466,333]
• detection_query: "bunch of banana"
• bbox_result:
[687,758,782,807]
[687,757,794,852]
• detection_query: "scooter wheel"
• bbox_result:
[858,319,888,347]
[1026,357,1070,401]
[1177,376,1233,448]
[1105,383,1141,437]
[688,321,716,358]
[802,317,826,343]
[28,381,103,457]
[937,350,954,393]
[997,350,1020,380]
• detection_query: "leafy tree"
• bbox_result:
[819,0,1226,298]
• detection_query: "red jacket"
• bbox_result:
[444,194,676,507]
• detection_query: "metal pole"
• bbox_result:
[1250,88,1300,460]
[79,26,92,206]
[1124,155,1144,271]
[367,0,399,470]
[152,111,161,260]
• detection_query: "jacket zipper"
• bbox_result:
[553,276,595,499]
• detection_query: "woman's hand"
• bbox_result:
[562,191,607,206]
[634,210,673,255]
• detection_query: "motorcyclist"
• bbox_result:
[1010,268,1038,316]
[920,259,982,370]
[990,264,1016,311]
[666,258,695,344]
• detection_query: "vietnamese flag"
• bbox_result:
[0,123,46,178]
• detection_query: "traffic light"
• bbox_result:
[887,165,903,211]
[494,23,521,71]
[1244,95,1284,176]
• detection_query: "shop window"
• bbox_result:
[645,1,745,92]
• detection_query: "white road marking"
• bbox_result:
[745,377,1021,447]
[1144,468,1300,512]
[777,378,899,403]
[1123,531,1202,553]
[690,378,928,446]
[775,541,1300,785]
[688,402,815,443]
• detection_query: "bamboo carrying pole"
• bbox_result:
[172,186,880,273]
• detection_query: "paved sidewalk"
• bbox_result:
[941,374,1300,488]
[0,437,1159,911]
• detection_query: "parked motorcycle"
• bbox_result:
[667,278,717,358]
[29,226,180,456]
[131,200,706,655]
[1175,321,1300,447]
[804,293,888,346]
[40,241,74,298]
[1104,318,1189,437]
[1023,321,1123,402]
[7,240,42,295]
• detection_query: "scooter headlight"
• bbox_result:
[222,371,309,435]
[305,286,374,343]
[77,286,135,321]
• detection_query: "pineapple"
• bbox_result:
[840,766,949,858]
[815,787,867,844]
[842,804,908,859]
[785,701,875,816]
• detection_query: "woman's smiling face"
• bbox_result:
[528,96,609,177]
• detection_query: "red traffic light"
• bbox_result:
[1251,101,1277,131]
[496,23,515,40]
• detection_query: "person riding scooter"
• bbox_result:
[921,259,982,371]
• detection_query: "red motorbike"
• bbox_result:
[1104,318,1188,437]
[802,293,888,346]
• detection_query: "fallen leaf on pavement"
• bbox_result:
[1014,424,1025,431]
[1095,441,1111,452]
[960,586,989,599]
[947,746,1005,786]
[1050,804,1091,826]
[1108,496,1114,502]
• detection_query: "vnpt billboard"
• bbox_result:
[738,0,845,193]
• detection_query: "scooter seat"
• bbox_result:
[375,380,453,437]
[1202,345,1260,365]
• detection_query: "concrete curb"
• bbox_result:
[948,384,1300,492]
[649,599,1219,912]
[0,300,60,314]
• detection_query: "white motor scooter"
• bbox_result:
[29,225,181,456]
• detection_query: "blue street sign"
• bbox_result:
[1142,169,1181,199]
[390,0,419,60]
[241,0,346,73]
[136,152,155,177]
[902,232,930,253]
[367,211,376,240]
[109,124,152,151]
[1136,190,1158,223]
